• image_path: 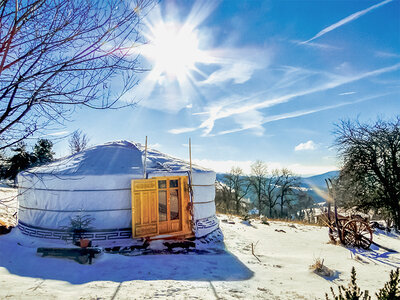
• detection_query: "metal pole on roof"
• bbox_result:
[189,138,193,183]
[143,136,148,179]
[188,138,195,231]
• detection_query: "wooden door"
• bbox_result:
[131,179,158,237]
[131,176,192,238]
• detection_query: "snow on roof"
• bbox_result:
[22,140,212,177]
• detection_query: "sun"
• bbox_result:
[142,22,202,80]
[132,2,217,110]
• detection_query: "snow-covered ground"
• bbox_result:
[0,189,399,299]
[0,186,18,227]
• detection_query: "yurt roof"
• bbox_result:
[22,140,211,176]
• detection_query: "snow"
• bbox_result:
[1,189,400,299]
[20,141,210,178]
[0,187,18,227]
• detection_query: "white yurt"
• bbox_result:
[17,141,220,244]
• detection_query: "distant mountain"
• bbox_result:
[216,170,340,204]
[300,170,339,203]
[301,171,339,189]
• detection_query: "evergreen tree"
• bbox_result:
[33,139,55,165]
[326,267,371,300]
[0,151,9,179]
[376,268,400,300]
[5,143,35,180]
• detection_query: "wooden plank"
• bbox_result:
[136,224,157,236]
[37,247,101,264]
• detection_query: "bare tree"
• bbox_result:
[263,168,281,218]
[249,160,268,215]
[0,0,154,150]
[335,117,400,230]
[215,180,232,213]
[221,167,251,215]
[68,130,89,154]
[276,168,300,218]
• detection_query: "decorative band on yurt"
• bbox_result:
[18,217,219,240]
[18,221,132,241]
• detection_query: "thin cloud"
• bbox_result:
[295,140,317,151]
[46,131,69,136]
[291,39,340,50]
[214,93,391,136]
[197,63,400,136]
[202,61,262,85]
[200,48,271,86]
[375,51,400,58]
[302,0,393,44]
[168,127,197,134]
[339,91,356,96]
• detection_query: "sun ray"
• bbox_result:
[132,1,219,111]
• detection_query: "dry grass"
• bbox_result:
[309,258,335,277]
[216,213,326,227]
[268,218,325,227]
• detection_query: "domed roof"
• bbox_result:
[22,140,210,177]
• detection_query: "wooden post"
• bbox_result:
[328,178,343,244]
[188,138,195,230]
[189,138,193,184]
[143,136,148,179]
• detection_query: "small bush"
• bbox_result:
[310,258,334,277]
[376,268,400,300]
[242,214,250,222]
[326,267,371,300]
[261,217,269,225]
[326,267,400,300]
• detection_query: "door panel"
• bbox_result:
[170,189,179,220]
[158,190,168,222]
[158,178,182,234]
[131,179,158,237]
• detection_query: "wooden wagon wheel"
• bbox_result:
[341,220,373,249]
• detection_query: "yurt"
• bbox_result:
[17,141,220,245]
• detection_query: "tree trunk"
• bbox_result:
[393,201,400,231]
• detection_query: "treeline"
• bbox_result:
[215,161,314,219]
[0,140,55,181]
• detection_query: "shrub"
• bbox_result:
[376,268,400,300]
[310,258,334,277]
[326,267,371,300]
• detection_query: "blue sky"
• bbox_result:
[49,0,400,176]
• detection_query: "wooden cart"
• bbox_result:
[324,179,373,250]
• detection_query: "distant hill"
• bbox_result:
[301,171,339,189]
[216,170,339,204]
[300,170,339,203]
